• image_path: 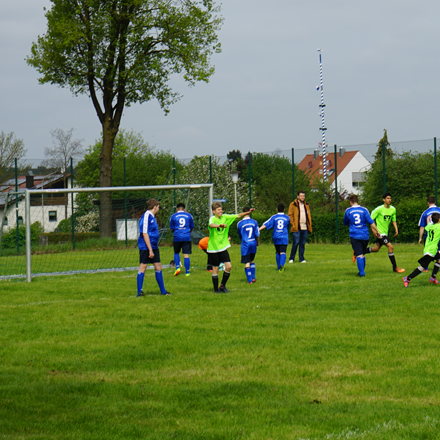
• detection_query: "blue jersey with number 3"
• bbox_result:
[263,213,290,245]
[343,206,373,240]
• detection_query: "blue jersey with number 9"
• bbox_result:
[343,206,373,240]
[170,211,194,242]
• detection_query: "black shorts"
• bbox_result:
[375,235,390,246]
[208,250,231,267]
[418,252,440,267]
[350,237,369,257]
[139,248,161,265]
[173,241,192,255]
[241,253,256,264]
[275,244,287,254]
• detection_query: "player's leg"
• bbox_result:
[250,254,256,282]
[275,246,281,269]
[430,260,440,284]
[153,251,171,295]
[385,241,405,273]
[298,230,308,262]
[278,245,287,271]
[183,241,192,275]
[209,253,220,292]
[241,254,253,283]
[173,242,181,276]
[289,232,300,263]
[220,256,232,292]
[137,255,148,296]
[351,238,366,277]
[404,255,431,287]
[365,241,381,254]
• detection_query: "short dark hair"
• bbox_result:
[297,191,305,196]
[383,192,392,199]
[176,202,185,210]
[277,203,285,212]
[242,206,250,212]
[147,198,160,210]
[432,212,440,224]
[349,194,359,204]
[427,196,436,204]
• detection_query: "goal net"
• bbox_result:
[0,184,213,282]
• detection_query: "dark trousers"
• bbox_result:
[289,230,308,261]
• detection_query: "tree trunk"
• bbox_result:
[99,120,119,238]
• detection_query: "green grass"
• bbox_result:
[1,243,440,439]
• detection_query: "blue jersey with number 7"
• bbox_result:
[343,206,374,240]
[237,217,260,256]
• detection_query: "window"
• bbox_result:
[18,216,23,225]
[49,211,57,222]
[3,217,7,226]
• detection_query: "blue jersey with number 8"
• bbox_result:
[343,206,373,240]
[263,213,290,245]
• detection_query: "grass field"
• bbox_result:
[1,243,440,440]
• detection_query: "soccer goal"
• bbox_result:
[17,184,214,282]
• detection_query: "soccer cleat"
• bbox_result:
[161,291,172,296]
[219,285,230,293]
[174,268,181,276]
[185,272,190,277]
[301,260,307,263]
[352,251,356,263]
[356,272,365,277]
[424,269,429,272]
[403,277,410,288]
[137,291,145,297]
[252,279,256,283]
[278,265,284,272]
[430,277,439,285]
[394,267,405,273]
[288,259,294,263]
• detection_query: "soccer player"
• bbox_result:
[259,203,290,271]
[169,202,194,276]
[403,212,440,287]
[137,198,171,296]
[207,202,255,293]
[237,206,260,283]
[343,194,380,277]
[418,196,440,271]
[364,192,405,273]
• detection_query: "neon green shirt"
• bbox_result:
[207,214,238,253]
[424,223,440,256]
[371,205,397,236]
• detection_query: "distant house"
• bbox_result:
[0,172,74,233]
[297,149,370,194]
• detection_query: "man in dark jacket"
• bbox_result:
[287,191,312,263]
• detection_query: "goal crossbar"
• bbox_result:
[25,183,214,282]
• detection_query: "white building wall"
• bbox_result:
[331,152,371,194]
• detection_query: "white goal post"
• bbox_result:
[24,184,214,282]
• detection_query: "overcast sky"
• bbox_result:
[1,0,439,163]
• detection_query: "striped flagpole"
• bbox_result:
[317,49,327,181]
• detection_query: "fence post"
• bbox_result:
[248,152,252,209]
[124,157,128,246]
[209,155,212,184]
[382,141,386,193]
[435,137,437,205]
[70,158,75,250]
[15,158,19,254]
[173,157,176,209]
[334,145,338,242]
[291,148,295,200]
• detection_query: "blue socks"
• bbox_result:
[279,253,286,268]
[356,256,366,276]
[250,263,256,280]
[137,271,145,294]
[184,257,190,274]
[174,253,181,270]
[245,267,253,283]
[155,270,166,294]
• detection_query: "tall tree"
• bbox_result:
[0,131,27,183]
[27,0,223,237]
[374,129,393,160]
[42,128,84,219]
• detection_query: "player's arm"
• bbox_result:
[258,224,266,232]
[370,222,380,238]
[142,233,154,258]
[418,226,425,246]
[210,222,227,229]
[236,208,255,219]
[392,220,398,237]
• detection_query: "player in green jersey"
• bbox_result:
[364,192,405,273]
[208,201,254,293]
[403,212,440,287]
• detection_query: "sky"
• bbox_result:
[1,0,439,163]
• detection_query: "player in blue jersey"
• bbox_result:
[343,194,380,277]
[237,206,260,283]
[137,198,171,296]
[170,203,195,276]
[259,203,290,271]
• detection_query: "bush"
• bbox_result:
[0,221,44,249]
